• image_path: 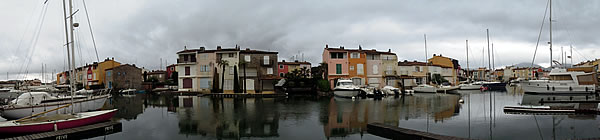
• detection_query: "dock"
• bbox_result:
[367,123,469,140]
[3,121,122,140]
[504,106,600,115]
[199,93,286,98]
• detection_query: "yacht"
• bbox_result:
[0,91,111,120]
[333,80,361,98]
[381,86,399,95]
[521,69,595,94]
[459,81,483,90]
[413,84,437,93]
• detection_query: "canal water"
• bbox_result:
[3,86,600,139]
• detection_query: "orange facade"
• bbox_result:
[347,50,367,85]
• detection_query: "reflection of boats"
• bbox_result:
[333,80,361,98]
[0,92,110,120]
[0,109,117,134]
[521,69,595,94]
[413,84,437,93]
[459,82,483,90]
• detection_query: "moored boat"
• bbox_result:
[459,81,483,90]
[413,84,437,93]
[0,92,110,120]
[521,69,595,94]
[333,80,361,98]
[0,109,117,134]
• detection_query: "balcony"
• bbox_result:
[384,70,396,76]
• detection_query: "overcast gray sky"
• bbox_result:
[1,0,599,81]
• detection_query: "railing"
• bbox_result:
[385,70,396,75]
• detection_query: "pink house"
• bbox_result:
[322,45,350,89]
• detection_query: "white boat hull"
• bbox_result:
[333,89,360,98]
[0,95,110,120]
[413,86,437,93]
[521,82,595,94]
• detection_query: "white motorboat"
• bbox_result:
[438,85,459,93]
[0,88,10,92]
[76,89,95,94]
[521,69,596,94]
[381,86,399,95]
[0,91,111,120]
[413,84,437,93]
[333,80,361,98]
[459,81,483,90]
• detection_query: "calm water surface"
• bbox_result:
[3,86,600,140]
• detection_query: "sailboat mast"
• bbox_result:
[570,45,573,67]
[492,43,495,71]
[466,40,470,81]
[424,34,428,84]
[68,0,77,114]
[549,0,553,68]
[486,29,491,80]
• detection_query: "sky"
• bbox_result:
[1,0,600,81]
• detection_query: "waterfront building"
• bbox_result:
[472,67,489,81]
[397,60,429,88]
[322,45,396,89]
[56,58,121,89]
[239,48,279,93]
[147,70,167,83]
[427,54,460,85]
[176,46,279,93]
[166,64,177,80]
[503,66,515,82]
[105,64,143,90]
[512,67,542,80]
[277,60,311,77]
[493,68,504,81]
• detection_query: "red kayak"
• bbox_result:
[0,109,117,134]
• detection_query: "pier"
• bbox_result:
[3,121,122,140]
[504,106,600,115]
[367,123,469,140]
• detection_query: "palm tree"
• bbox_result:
[217,59,229,92]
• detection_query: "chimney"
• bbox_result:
[433,54,436,56]
[184,46,187,50]
[388,49,391,52]
[112,57,114,60]
[295,60,299,62]
[340,46,344,49]
[246,48,250,51]
[217,46,222,50]
[358,45,362,50]
[325,44,328,48]
[282,60,285,62]
[200,47,205,51]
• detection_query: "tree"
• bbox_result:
[216,60,229,92]
[212,67,219,93]
[239,60,247,93]
[233,66,242,93]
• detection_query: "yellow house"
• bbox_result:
[89,58,121,89]
[428,54,459,85]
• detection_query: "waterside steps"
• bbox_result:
[367,123,470,140]
[199,93,286,98]
[2,121,122,140]
[504,106,600,115]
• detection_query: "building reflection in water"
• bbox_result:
[323,94,461,138]
[104,94,146,120]
[175,96,279,139]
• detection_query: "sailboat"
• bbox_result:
[459,40,483,90]
[414,34,438,93]
[521,0,596,94]
[0,0,116,134]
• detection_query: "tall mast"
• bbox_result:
[486,29,491,80]
[424,34,429,84]
[570,45,573,67]
[68,0,77,113]
[549,0,553,68]
[466,40,470,81]
[561,46,564,67]
[492,43,495,71]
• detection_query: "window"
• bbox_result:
[190,55,196,62]
[185,66,190,75]
[200,65,210,72]
[267,68,273,74]
[279,65,284,69]
[106,71,111,77]
[330,52,345,59]
[245,55,251,62]
[184,55,189,61]
[351,52,359,58]
[336,64,342,74]
[230,66,235,75]
[372,65,378,74]
[415,66,420,72]
[350,66,354,71]
[279,73,284,77]
[87,74,92,79]
[263,56,270,65]
[352,78,362,85]
[357,64,364,75]
[93,73,97,80]
[228,53,234,58]
[183,78,192,88]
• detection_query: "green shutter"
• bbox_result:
[336,64,342,74]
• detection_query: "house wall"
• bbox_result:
[348,51,366,86]
[366,54,383,88]
[323,49,349,89]
[217,51,240,93]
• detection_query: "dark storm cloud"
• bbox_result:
[1,0,599,81]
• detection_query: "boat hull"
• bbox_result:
[1,95,110,120]
[413,86,437,93]
[459,84,482,90]
[482,82,507,91]
[333,89,360,98]
[521,82,595,94]
[0,109,117,134]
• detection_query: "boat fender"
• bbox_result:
[569,87,573,91]
[546,85,550,90]
[552,86,555,91]
[586,87,588,92]
[54,122,58,131]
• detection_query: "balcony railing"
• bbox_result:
[385,70,396,75]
